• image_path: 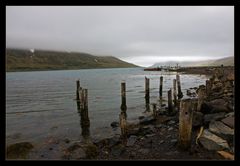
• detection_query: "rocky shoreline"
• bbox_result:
[6,67,234,160]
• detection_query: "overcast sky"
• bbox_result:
[6,6,234,67]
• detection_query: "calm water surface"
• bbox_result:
[6,68,208,145]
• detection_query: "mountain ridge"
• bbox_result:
[150,56,234,68]
[6,48,138,72]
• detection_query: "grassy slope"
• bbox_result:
[6,49,138,72]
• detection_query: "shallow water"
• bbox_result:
[6,68,208,145]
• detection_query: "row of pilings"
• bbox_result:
[75,73,207,150]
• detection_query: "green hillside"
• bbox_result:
[6,48,138,72]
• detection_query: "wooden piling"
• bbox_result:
[176,74,183,99]
[159,76,163,98]
[179,99,194,150]
[173,79,177,107]
[152,103,157,118]
[120,81,127,112]
[145,77,150,99]
[76,80,80,100]
[119,111,127,139]
[145,77,150,112]
[168,89,173,113]
[206,80,211,96]
[197,88,206,112]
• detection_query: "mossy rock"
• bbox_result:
[85,144,98,159]
[7,142,34,159]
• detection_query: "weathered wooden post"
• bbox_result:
[173,79,177,107]
[159,76,163,98]
[80,88,84,109]
[119,111,127,142]
[78,88,90,141]
[76,80,80,100]
[206,80,211,96]
[178,99,194,150]
[152,103,157,118]
[120,81,127,112]
[145,77,150,99]
[176,74,183,99]
[168,89,173,113]
[145,77,150,111]
[197,87,206,112]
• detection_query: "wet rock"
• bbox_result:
[85,144,98,159]
[127,135,138,147]
[170,139,178,145]
[168,120,175,125]
[199,129,230,151]
[70,146,86,159]
[108,136,121,147]
[128,127,139,136]
[111,144,125,157]
[111,122,119,128]
[168,127,174,131]
[138,148,150,155]
[203,112,226,124]
[221,116,234,129]
[226,72,234,81]
[193,111,203,127]
[209,121,234,141]
[159,140,165,144]
[138,116,145,120]
[139,116,156,125]
[7,142,34,159]
[64,139,70,144]
[225,112,234,118]
[155,124,162,128]
[146,134,155,138]
[203,99,230,113]
[211,82,223,92]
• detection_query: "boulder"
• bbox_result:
[111,122,119,128]
[139,116,156,125]
[203,112,226,124]
[111,144,125,157]
[226,72,234,81]
[209,121,234,137]
[202,99,230,113]
[199,129,230,151]
[211,82,223,92]
[127,135,138,147]
[7,142,34,159]
[193,111,203,127]
[221,116,234,129]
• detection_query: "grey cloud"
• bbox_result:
[6,6,234,67]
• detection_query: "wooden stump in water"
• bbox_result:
[145,77,150,112]
[76,80,80,100]
[120,81,127,112]
[173,79,177,108]
[178,99,194,150]
[168,89,173,113]
[152,103,157,118]
[159,76,163,98]
[176,74,183,99]
[197,87,206,112]
[145,77,150,99]
[206,80,211,96]
[119,111,127,139]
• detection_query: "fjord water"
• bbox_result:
[6,68,208,145]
